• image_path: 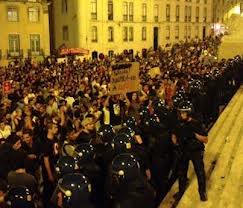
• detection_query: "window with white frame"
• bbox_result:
[91,0,97,20]
[91,26,98,42]
[7,7,18,22]
[30,34,40,52]
[28,7,39,22]
[154,4,159,22]
[63,26,69,41]
[108,27,114,42]
[129,27,133,41]
[142,27,146,41]
[9,34,20,52]
[142,3,147,22]
[166,26,170,40]
[175,25,179,39]
[166,4,170,21]
[108,0,113,20]
[62,0,68,14]
[129,2,133,21]
[176,5,180,22]
[123,2,128,21]
[123,27,128,41]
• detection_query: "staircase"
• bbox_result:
[160,86,243,208]
[218,15,243,59]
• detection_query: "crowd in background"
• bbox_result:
[0,35,242,208]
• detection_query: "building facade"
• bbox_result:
[0,0,50,66]
[213,0,243,24]
[51,0,213,57]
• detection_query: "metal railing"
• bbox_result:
[28,48,44,57]
[7,49,23,59]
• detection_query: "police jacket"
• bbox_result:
[111,176,155,208]
[174,119,207,151]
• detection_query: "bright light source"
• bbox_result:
[232,6,241,14]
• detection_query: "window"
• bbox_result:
[108,27,114,42]
[166,4,170,21]
[196,7,199,22]
[108,0,113,20]
[184,26,187,39]
[188,26,191,39]
[154,4,159,22]
[166,26,170,40]
[123,27,128,41]
[185,6,188,22]
[123,2,128,21]
[62,0,68,14]
[9,34,20,52]
[28,7,39,22]
[142,27,146,41]
[175,25,179,39]
[195,26,199,38]
[142,3,147,22]
[203,7,207,22]
[91,0,97,20]
[7,7,18,22]
[176,5,180,22]
[188,6,192,22]
[63,26,69,41]
[30,34,40,52]
[129,27,133,41]
[91,26,97,42]
[129,2,133,21]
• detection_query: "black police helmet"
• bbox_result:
[74,143,95,166]
[97,125,115,143]
[139,106,150,119]
[123,117,137,130]
[56,156,78,177]
[153,99,169,119]
[111,153,140,182]
[117,126,135,138]
[177,100,194,114]
[111,133,133,153]
[58,173,92,208]
[172,93,185,109]
[189,79,203,94]
[143,114,161,129]
[5,186,34,208]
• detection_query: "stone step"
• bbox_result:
[217,132,243,208]
[159,86,243,208]
[176,86,243,208]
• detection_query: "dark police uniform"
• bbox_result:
[174,118,207,200]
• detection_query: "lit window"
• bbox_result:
[91,26,98,42]
[28,7,39,22]
[30,34,40,52]
[7,7,18,22]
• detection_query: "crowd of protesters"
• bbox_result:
[0,35,242,208]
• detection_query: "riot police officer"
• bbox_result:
[110,133,151,180]
[55,156,78,178]
[172,100,208,201]
[75,143,103,208]
[106,153,155,208]
[57,173,94,208]
[5,186,34,208]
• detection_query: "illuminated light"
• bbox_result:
[232,5,241,14]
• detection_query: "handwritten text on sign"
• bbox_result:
[110,62,140,95]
